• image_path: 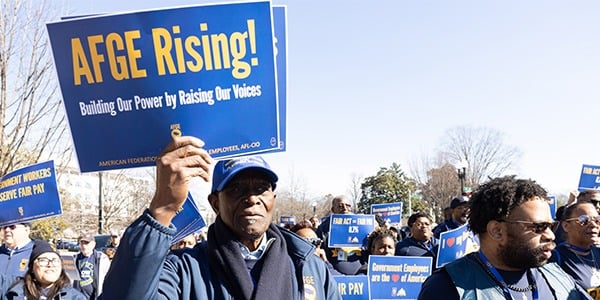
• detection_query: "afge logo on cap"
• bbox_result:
[223,157,265,171]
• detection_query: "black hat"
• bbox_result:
[30,240,58,262]
[450,196,469,209]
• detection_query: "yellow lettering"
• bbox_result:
[18,186,32,197]
[87,35,106,84]
[71,38,95,85]
[106,32,128,80]
[152,27,176,75]
[124,30,146,78]
[33,183,45,194]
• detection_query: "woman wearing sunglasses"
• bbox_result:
[1,240,85,300]
[552,201,600,296]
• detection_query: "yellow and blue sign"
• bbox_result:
[370,202,402,224]
[368,255,432,300]
[0,161,61,226]
[46,1,280,172]
[578,164,600,192]
[328,214,376,248]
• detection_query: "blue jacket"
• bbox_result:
[101,210,341,300]
[395,237,438,268]
[0,240,34,278]
[443,253,589,299]
[432,220,461,240]
[2,278,86,300]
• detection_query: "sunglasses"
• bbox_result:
[2,224,23,230]
[499,219,559,234]
[306,237,322,247]
[564,215,600,227]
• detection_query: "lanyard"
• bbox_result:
[563,242,590,253]
[477,251,538,300]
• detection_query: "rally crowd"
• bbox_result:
[0,136,599,299]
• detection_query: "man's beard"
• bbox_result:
[497,229,555,269]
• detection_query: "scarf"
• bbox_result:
[207,217,294,300]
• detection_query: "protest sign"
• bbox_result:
[279,215,296,225]
[370,202,402,224]
[578,164,600,191]
[271,5,287,152]
[334,275,369,300]
[47,1,280,172]
[328,214,375,248]
[0,161,62,226]
[171,194,206,245]
[435,224,471,269]
[547,195,557,220]
[368,255,432,300]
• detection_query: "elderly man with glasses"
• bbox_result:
[0,222,33,277]
[552,201,600,297]
[419,176,590,300]
[316,195,364,275]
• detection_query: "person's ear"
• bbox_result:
[487,220,505,241]
[561,220,570,233]
[208,193,220,214]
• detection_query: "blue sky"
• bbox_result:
[62,0,600,200]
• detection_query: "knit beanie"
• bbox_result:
[30,240,58,261]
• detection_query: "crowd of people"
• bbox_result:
[1,136,600,299]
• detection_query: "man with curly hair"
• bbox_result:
[419,176,591,300]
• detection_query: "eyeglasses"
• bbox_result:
[306,237,322,247]
[590,200,600,206]
[499,219,559,234]
[564,215,600,227]
[36,257,61,267]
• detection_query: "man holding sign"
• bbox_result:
[419,176,590,300]
[102,136,340,299]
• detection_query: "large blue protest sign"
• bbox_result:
[334,275,369,300]
[47,1,280,172]
[328,214,376,248]
[578,164,600,191]
[547,195,557,220]
[435,224,471,269]
[0,161,62,226]
[370,202,402,224]
[368,255,432,300]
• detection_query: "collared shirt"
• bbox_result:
[237,235,275,261]
[7,239,32,255]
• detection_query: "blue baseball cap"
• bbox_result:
[211,156,278,193]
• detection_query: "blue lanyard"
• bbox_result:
[477,251,538,300]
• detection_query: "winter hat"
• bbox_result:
[30,239,58,262]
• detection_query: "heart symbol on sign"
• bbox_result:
[446,237,455,247]
[392,274,400,282]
